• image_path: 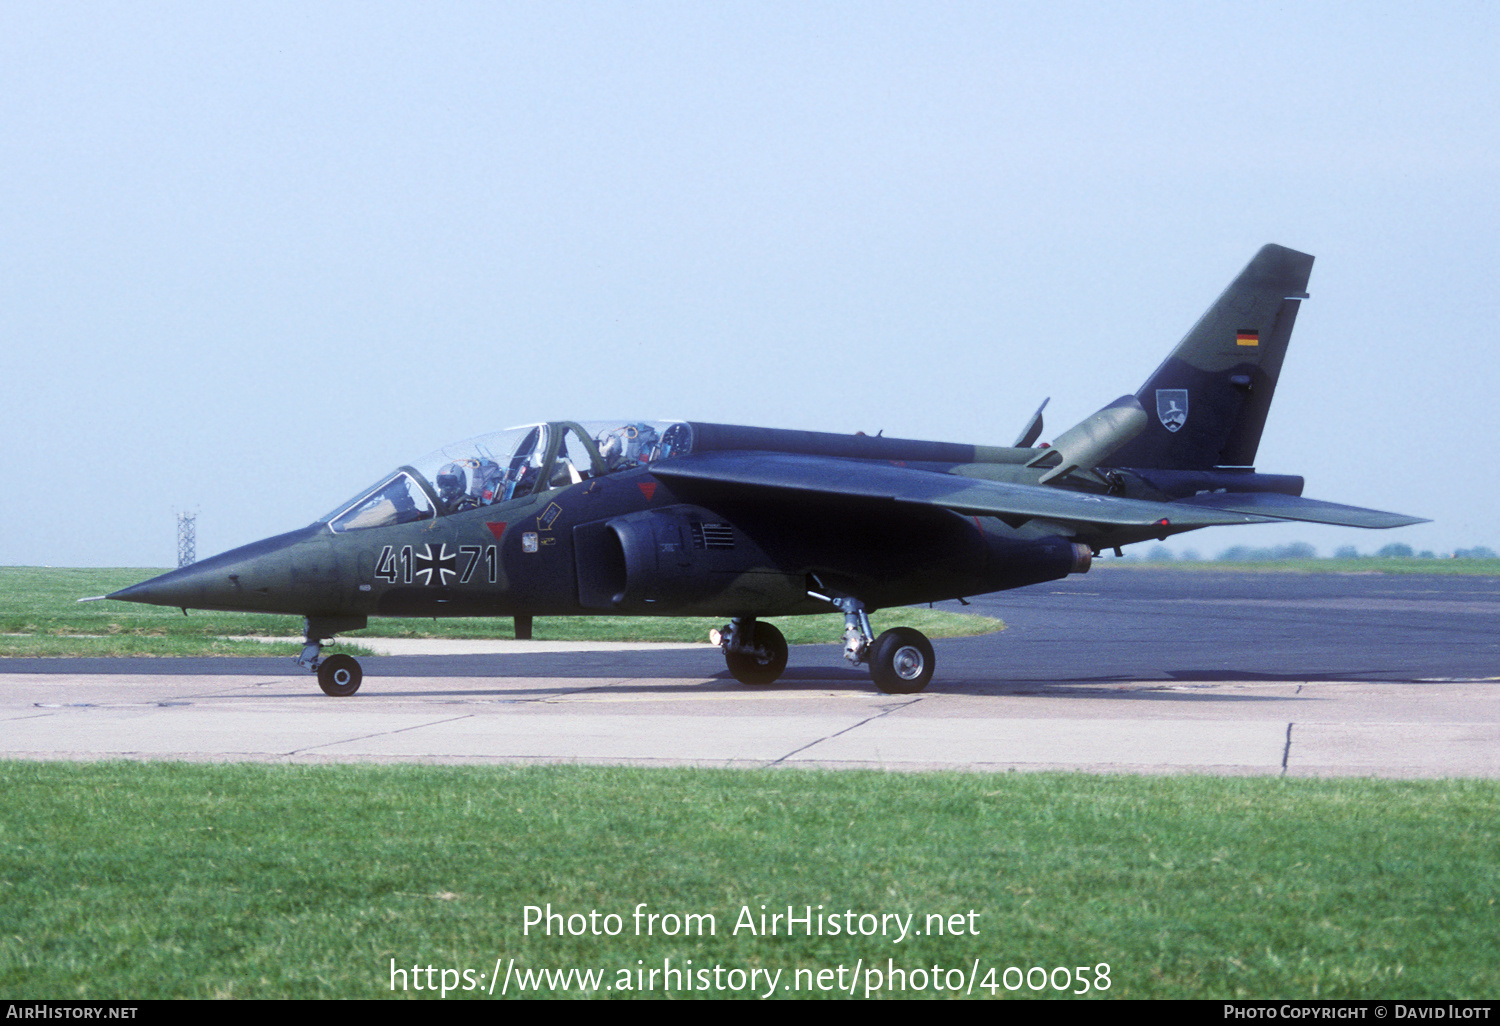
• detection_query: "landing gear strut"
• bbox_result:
[807,589,936,694]
[295,616,368,697]
[713,593,937,694]
[712,617,789,685]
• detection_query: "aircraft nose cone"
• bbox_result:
[107,563,230,609]
[106,525,329,613]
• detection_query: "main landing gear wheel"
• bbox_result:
[317,654,363,697]
[869,627,934,694]
[724,621,789,685]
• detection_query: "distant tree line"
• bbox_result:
[1328,543,1496,560]
[1134,542,1497,562]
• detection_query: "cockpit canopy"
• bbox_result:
[321,421,693,533]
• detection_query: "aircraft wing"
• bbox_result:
[1168,491,1428,529]
[651,451,1277,528]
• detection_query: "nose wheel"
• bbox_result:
[316,654,363,697]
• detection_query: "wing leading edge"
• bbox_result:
[652,451,1424,532]
[652,451,1274,529]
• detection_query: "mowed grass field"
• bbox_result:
[2,761,1497,1000]
[0,567,1000,657]
[5,565,1497,1000]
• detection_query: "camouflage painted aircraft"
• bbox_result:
[108,245,1423,696]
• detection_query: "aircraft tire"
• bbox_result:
[317,654,363,697]
[870,628,934,694]
[724,621,788,685]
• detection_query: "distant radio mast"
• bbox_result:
[176,511,197,567]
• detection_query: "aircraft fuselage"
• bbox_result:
[111,421,1094,624]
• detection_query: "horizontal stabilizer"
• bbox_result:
[654,451,1277,529]
[1172,492,1428,529]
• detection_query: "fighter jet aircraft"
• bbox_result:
[108,244,1424,696]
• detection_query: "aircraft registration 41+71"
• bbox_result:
[107,245,1424,696]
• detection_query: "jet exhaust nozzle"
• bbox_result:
[1070,544,1093,574]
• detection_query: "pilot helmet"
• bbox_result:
[436,462,467,502]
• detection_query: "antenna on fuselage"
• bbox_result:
[1014,398,1050,448]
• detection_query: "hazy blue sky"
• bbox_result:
[3,2,1496,566]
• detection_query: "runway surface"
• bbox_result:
[4,568,1498,776]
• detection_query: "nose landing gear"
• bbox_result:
[295,616,368,697]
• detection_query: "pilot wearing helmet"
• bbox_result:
[436,459,502,513]
[596,423,660,472]
[435,462,469,512]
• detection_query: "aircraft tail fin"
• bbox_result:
[1106,244,1314,470]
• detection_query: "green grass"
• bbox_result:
[1100,557,1500,575]
[0,567,1000,657]
[2,761,1496,999]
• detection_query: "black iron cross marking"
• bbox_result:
[413,543,458,586]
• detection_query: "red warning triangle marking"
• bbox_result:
[638,482,657,501]
[486,522,507,541]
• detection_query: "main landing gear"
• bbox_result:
[296,616,368,697]
[710,618,789,685]
[866,625,935,694]
[817,592,935,694]
[713,594,936,695]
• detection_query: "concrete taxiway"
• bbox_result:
[4,569,1497,776]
